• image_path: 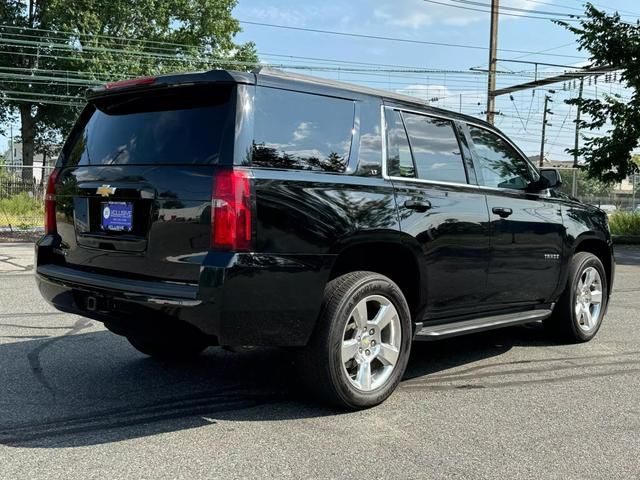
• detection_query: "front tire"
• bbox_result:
[544,252,608,342]
[300,271,412,410]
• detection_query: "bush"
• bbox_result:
[0,193,44,228]
[608,211,640,236]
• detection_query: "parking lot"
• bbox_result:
[1,242,639,479]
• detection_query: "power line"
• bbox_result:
[557,0,640,17]
[238,20,586,59]
[449,0,579,17]
[422,0,581,21]
[503,0,584,14]
[0,24,212,51]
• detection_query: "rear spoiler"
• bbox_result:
[87,69,256,100]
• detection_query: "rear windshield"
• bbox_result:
[63,85,234,166]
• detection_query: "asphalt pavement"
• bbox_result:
[1,242,639,479]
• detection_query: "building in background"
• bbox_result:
[2,142,55,183]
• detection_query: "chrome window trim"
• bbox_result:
[380,104,548,195]
[381,104,389,180]
[381,104,474,188]
[387,175,481,190]
[476,184,555,200]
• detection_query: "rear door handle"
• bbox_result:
[404,200,432,212]
[492,206,513,218]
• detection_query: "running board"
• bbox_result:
[414,309,552,341]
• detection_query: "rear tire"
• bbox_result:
[544,252,608,343]
[299,271,412,410]
[127,335,208,359]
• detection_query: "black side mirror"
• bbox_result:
[537,168,563,190]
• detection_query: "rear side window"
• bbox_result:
[65,85,233,166]
[252,87,354,172]
[467,125,532,190]
[355,101,383,177]
[402,112,467,184]
[385,109,414,178]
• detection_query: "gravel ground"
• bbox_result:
[0,243,639,479]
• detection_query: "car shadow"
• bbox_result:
[0,322,555,448]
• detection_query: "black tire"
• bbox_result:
[544,252,608,343]
[126,335,208,360]
[299,271,412,410]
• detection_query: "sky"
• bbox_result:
[232,0,640,162]
[1,0,638,162]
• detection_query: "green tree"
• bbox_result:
[0,0,257,181]
[558,4,640,182]
[576,170,612,198]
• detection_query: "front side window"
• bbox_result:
[252,87,354,172]
[402,112,467,184]
[468,125,533,190]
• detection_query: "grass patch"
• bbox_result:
[0,193,44,228]
[609,211,640,236]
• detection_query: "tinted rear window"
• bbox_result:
[64,85,233,166]
[251,87,355,172]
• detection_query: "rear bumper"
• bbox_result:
[35,238,334,346]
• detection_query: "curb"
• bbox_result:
[612,235,640,245]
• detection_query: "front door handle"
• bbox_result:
[404,200,432,212]
[492,206,513,218]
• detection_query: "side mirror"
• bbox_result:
[537,168,563,190]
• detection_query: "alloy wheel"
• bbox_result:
[341,295,402,392]
[574,266,604,333]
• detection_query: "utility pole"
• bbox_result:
[571,77,584,196]
[573,77,584,168]
[9,124,13,165]
[486,0,499,124]
[539,93,553,167]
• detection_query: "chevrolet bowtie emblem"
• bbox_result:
[96,185,116,197]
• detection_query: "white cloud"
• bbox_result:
[293,122,313,141]
[396,84,455,102]
[373,0,540,29]
[242,4,351,27]
[395,84,487,116]
[244,6,313,26]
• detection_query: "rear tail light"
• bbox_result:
[211,169,253,251]
[44,168,60,235]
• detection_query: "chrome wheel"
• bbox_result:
[341,295,402,392]
[574,266,604,333]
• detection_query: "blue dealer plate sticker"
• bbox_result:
[101,202,133,232]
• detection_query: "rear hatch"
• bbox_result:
[51,81,237,283]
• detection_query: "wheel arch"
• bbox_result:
[572,235,614,296]
[328,231,427,320]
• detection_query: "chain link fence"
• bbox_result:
[556,168,639,213]
[0,166,54,231]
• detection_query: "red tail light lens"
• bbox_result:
[44,168,60,235]
[105,76,156,90]
[211,169,253,251]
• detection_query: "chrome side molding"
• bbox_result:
[414,309,552,340]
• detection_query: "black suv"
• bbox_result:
[36,68,614,409]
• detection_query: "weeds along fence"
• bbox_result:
[0,167,53,230]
